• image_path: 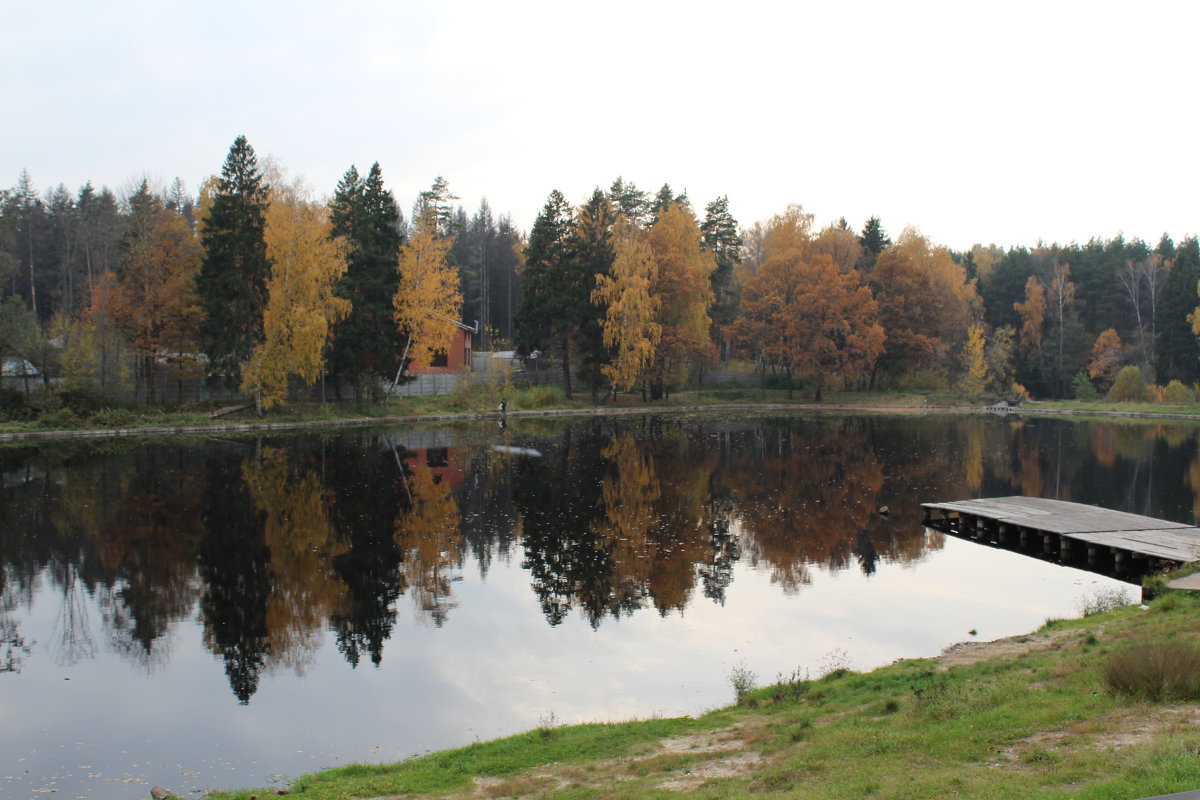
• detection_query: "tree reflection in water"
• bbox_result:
[2,414,1199,704]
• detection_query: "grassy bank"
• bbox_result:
[5,384,1200,441]
[202,579,1200,800]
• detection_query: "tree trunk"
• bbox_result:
[560,335,573,399]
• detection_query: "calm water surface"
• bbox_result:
[2,412,1198,798]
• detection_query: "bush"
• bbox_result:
[1107,365,1147,402]
[1163,379,1194,404]
[0,387,30,420]
[513,384,563,409]
[91,407,139,427]
[57,385,114,414]
[1072,372,1099,401]
[1104,641,1200,701]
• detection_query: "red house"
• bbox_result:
[408,318,476,375]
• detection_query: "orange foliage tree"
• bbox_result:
[733,207,884,399]
[869,228,978,386]
[644,203,715,399]
[1087,328,1125,392]
[99,182,202,402]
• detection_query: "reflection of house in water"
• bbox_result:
[409,446,467,489]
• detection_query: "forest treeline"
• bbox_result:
[2,135,1199,410]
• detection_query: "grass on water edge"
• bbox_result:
[206,583,1200,800]
[7,383,1200,437]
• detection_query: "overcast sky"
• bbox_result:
[3,0,1197,250]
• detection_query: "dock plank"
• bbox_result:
[922,496,1200,564]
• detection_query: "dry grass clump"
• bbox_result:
[1104,641,1200,701]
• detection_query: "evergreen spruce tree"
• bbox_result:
[568,189,618,400]
[328,162,405,401]
[1155,236,1200,383]
[197,135,271,380]
[700,196,742,361]
[857,215,891,271]
[609,177,649,228]
[514,190,575,394]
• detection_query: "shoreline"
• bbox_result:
[4,400,1200,444]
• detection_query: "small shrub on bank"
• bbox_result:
[727,659,757,705]
[1104,641,1200,701]
[1163,380,1194,404]
[1072,372,1100,401]
[1108,366,1148,401]
[0,387,30,420]
[513,384,563,409]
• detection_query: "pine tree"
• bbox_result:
[857,216,891,271]
[700,196,742,361]
[609,177,649,228]
[1156,237,1200,382]
[328,162,405,401]
[567,189,618,400]
[197,136,271,380]
[514,190,575,392]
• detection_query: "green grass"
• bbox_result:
[201,585,1200,800]
[5,387,1200,439]
[207,717,699,800]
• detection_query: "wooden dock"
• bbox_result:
[922,496,1200,571]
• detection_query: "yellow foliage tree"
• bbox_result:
[960,324,989,397]
[241,179,350,410]
[593,217,661,392]
[393,211,461,375]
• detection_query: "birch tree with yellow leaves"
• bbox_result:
[392,208,462,377]
[592,216,660,393]
[240,178,350,411]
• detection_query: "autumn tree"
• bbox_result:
[960,324,988,397]
[1014,274,1046,355]
[328,163,405,401]
[393,205,461,377]
[592,216,660,392]
[107,181,203,402]
[733,207,883,400]
[869,228,977,386]
[644,202,715,399]
[1087,328,1125,393]
[197,136,271,381]
[241,177,351,411]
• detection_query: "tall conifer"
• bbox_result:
[197,136,270,380]
[328,162,405,400]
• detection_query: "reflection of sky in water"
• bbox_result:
[5,411,1194,799]
[1,529,1132,799]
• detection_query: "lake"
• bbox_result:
[2,411,1197,798]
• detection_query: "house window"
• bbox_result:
[431,350,449,367]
